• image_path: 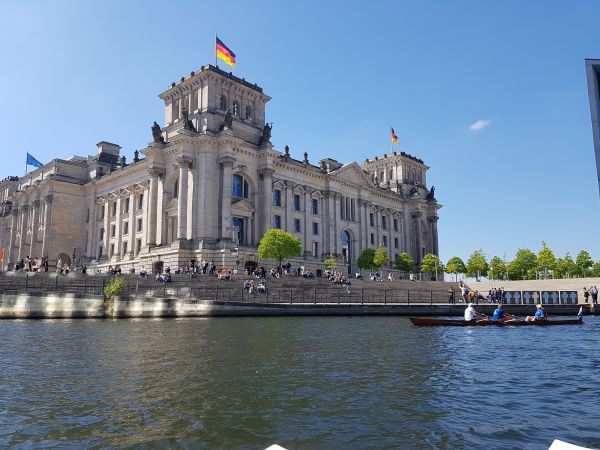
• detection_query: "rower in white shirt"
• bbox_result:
[464,303,479,321]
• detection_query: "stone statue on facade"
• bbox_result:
[182,107,197,132]
[259,122,272,145]
[222,110,233,130]
[133,150,140,163]
[426,185,436,201]
[151,121,165,144]
[409,185,419,196]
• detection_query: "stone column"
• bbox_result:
[128,190,135,257]
[176,156,192,240]
[147,167,164,246]
[429,215,439,256]
[285,183,292,232]
[374,208,380,247]
[387,213,393,266]
[413,211,423,266]
[115,196,123,260]
[357,199,364,255]
[402,210,409,253]
[101,201,110,260]
[17,204,29,261]
[303,189,310,257]
[40,196,53,259]
[219,155,236,240]
[6,208,19,268]
[257,168,274,239]
[29,200,41,258]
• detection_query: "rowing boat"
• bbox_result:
[409,317,583,327]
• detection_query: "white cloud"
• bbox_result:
[469,119,492,131]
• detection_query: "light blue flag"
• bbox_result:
[26,152,43,168]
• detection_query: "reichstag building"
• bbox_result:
[0,64,441,275]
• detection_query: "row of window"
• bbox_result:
[103,238,143,260]
[99,218,143,241]
[99,194,144,221]
[272,215,319,235]
[369,233,400,248]
[219,95,253,120]
[369,213,400,231]
[273,190,320,214]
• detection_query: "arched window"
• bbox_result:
[232,174,249,198]
[232,101,239,116]
[379,171,384,183]
[219,95,227,110]
[245,105,252,120]
[174,180,179,198]
[389,168,393,180]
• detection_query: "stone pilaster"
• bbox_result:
[40,196,53,259]
[29,200,41,258]
[7,208,19,268]
[413,211,423,266]
[257,167,274,240]
[102,201,110,260]
[428,215,439,256]
[128,190,135,257]
[219,155,236,240]
[17,204,29,261]
[176,156,192,240]
[147,167,164,246]
[303,189,310,257]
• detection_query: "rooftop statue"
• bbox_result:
[223,110,233,130]
[426,185,436,201]
[151,121,166,144]
[259,122,272,145]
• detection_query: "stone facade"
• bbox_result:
[0,64,441,274]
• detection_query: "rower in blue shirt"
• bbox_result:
[526,304,546,322]
[492,304,506,321]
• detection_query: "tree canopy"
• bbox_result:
[488,256,507,281]
[373,245,389,269]
[421,253,443,279]
[357,248,377,271]
[445,256,466,281]
[507,248,537,280]
[575,250,594,277]
[537,241,556,277]
[324,252,337,269]
[394,252,415,272]
[258,229,303,268]
[554,253,576,279]
[466,250,488,281]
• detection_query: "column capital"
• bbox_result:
[219,155,236,167]
[176,155,193,168]
[11,208,19,217]
[412,211,423,219]
[427,215,439,223]
[21,204,29,212]
[258,167,275,177]
[148,166,165,178]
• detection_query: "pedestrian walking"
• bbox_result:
[584,287,590,304]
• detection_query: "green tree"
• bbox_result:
[103,276,125,302]
[466,250,488,281]
[394,252,415,272]
[258,228,303,269]
[445,256,466,281]
[324,252,337,269]
[357,248,376,271]
[488,256,507,281]
[421,253,443,280]
[537,241,556,278]
[575,250,594,277]
[590,261,600,277]
[554,253,577,279]
[507,248,537,280]
[373,245,389,270]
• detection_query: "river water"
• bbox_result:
[1,316,599,450]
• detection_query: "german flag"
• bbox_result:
[216,37,236,68]
[391,127,399,144]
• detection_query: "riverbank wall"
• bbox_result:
[0,293,591,319]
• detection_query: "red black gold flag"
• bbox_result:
[391,127,399,144]
[216,37,236,68]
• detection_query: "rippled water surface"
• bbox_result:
[1,316,599,449]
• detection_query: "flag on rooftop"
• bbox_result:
[26,152,43,168]
[391,127,399,144]
[216,37,236,68]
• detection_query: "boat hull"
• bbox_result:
[409,317,583,327]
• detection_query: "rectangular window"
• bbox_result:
[312,242,319,257]
[274,215,281,229]
[312,222,319,235]
[274,190,281,207]
[138,193,144,209]
[294,218,301,233]
[137,218,143,232]
[370,233,375,245]
[383,235,388,246]
[370,213,374,227]
[124,221,129,235]
[110,224,116,237]
[312,198,318,214]
[293,194,301,211]
[394,218,398,232]
[85,208,90,223]
[382,216,387,230]
[394,237,399,249]
[124,198,130,214]
[99,228,104,241]
[340,196,345,220]
[123,242,128,255]
[110,243,115,258]
[111,202,116,217]
[136,239,142,255]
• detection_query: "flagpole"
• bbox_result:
[215,33,218,68]
[25,151,28,176]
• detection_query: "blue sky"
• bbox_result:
[2,0,599,264]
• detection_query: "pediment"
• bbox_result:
[329,162,376,188]
[232,198,255,216]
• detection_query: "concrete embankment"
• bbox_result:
[0,293,590,319]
